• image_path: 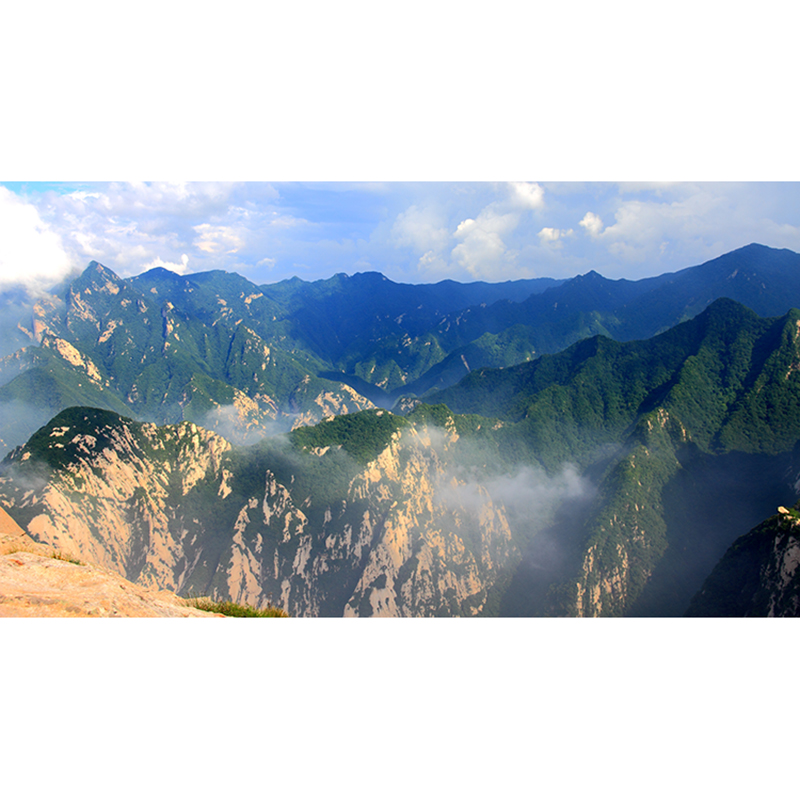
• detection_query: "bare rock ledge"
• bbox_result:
[0,507,220,618]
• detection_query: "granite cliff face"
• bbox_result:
[220,424,516,617]
[0,408,517,617]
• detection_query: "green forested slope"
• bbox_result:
[426,298,800,615]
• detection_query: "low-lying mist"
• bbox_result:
[0,400,57,460]
[412,424,596,545]
[437,463,592,534]
[192,404,298,447]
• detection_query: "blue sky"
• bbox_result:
[1,5,797,293]
[3,180,800,291]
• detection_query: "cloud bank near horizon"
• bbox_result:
[2,181,800,290]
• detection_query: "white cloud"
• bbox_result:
[391,205,449,254]
[538,227,573,247]
[193,223,245,254]
[451,210,520,278]
[591,191,727,264]
[445,184,548,279]
[67,190,101,202]
[579,211,604,236]
[416,249,451,276]
[141,254,190,274]
[507,182,545,210]
[0,187,74,290]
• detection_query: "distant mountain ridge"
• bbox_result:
[2,243,800,462]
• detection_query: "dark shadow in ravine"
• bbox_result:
[627,444,800,617]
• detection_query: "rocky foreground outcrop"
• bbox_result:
[0,407,518,616]
[0,506,219,617]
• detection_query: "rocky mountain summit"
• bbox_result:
[0,506,218,617]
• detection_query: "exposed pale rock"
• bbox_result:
[0,508,218,618]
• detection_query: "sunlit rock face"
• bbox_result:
[0,409,518,617]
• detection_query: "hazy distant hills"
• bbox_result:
[401,244,800,398]
[3,243,800,459]
[0,262,561,455]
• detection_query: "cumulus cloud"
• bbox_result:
[416,249,451,276]
[391,205,449,254]
[451,210,520,278]
[0,187,75,291]
[446,183,548,279]
[583,187,742,266]
[21,182,246,278]
[193,223,245,255]
[579,211,604,236]
[388,183,550,281]
[141,254,190,274]
[507,181,545,210]
[538,227,574,247]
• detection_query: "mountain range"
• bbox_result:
[2,242,800,615]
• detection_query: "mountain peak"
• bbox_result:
[71,261,124,294]
[85,261,120,279]
[577,269,606,281]
[137,266,185,281]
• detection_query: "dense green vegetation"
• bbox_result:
[289,408,409,464]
